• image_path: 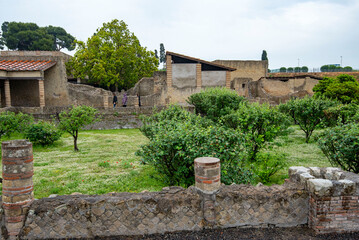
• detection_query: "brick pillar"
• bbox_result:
[225,71,231,89]
[38,80,45,107]
[166,54,172,88]
[307,178,359,234]
[196,63,202,88]
[195,157,220,226]
[4,79,11,107]
[2,140,34,239]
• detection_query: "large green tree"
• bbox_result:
[261,50,268,61]
[68,19,158,90]
[0,21,75,51]
[313,74,359,104]
[159,43,165,64]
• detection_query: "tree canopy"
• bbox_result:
[261,50,268,61]
[68,19,158,90]
[313,74,359,104]
[0,21,75,51]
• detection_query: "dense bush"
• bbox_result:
[24,121,62,146]
[313,74,359,104]
[222,103,291,161]
[0,111,33,138]
[137,106,254,187]
[317,123,359,173]
[187,87,247,121]
[279,97,338,143]
[323,103,359,126]
[140,105,212,140]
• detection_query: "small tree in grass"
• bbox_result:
[279,97,338,143]
[58,105,99,151]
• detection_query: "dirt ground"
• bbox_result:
[99,226,359,240]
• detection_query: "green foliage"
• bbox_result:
[313,74,359,104]
[317,123,359,173]
[252,152,287,183]
[159,43,166,64]
[58,106,99,151]
[323,103,359,126]
[287,67,293,73]
[320,64,353,72]
[279,97,338,143]
[301,66,309,72]
[24,121,62,146]
[222,103,290,161]
[279,67,286,73]
[140,105,211,140]
[294,67,301,73]
[261,50,268,61]
[187,87,247,122]
[0,111,33,138]
[137,106,254,187]
[68,19,158,90]
[1,21,75,51]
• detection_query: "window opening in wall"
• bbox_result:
[242,84,246,88]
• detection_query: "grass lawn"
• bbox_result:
[0,126,332,198]
[0,129,167,199]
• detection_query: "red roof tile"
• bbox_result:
[0,60,56,71]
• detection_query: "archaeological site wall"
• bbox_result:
[1,140,359,239]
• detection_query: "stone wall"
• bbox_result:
[247,76,320,104]
[213,60,268,82]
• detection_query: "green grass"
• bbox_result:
[0,129,167,198]
[0,126,332,198]
[266,125,331,184]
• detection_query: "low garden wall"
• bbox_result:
[1,141,359,239]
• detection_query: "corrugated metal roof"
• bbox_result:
[0,60,56,71]
[166,51,237,71]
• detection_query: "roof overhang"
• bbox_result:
[166,51,236,71]
[0,70,43,80]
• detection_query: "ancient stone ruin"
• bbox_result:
[1,140,359,239]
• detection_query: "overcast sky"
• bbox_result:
[1,0,359,70]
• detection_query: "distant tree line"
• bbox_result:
[279,66,309,73]
[0,21,75,51]
[320,65,353,72]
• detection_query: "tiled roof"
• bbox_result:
[0,60,56,71]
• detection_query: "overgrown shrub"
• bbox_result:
[140,105,212,140]
[24,121,62,146]
[222,103,291,161]
[313,74,359,104]
[252,152,287,184]
[0,111,33,138]
[317,123,359,173]
[187,87,247,121]
[279,97,338,143]
[137,109,254,187]
[323,103,359,126]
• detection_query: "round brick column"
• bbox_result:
[194,157,220,192]
[2,140,34,238]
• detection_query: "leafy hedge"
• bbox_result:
[317,123,359,173]
[187,87,247,121]
[24,121,62,146]
[0,111,33,138]
[137,106,253,187]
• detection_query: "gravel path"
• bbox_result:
[98,227,359,240]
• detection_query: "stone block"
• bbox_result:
[308,179,333,196]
